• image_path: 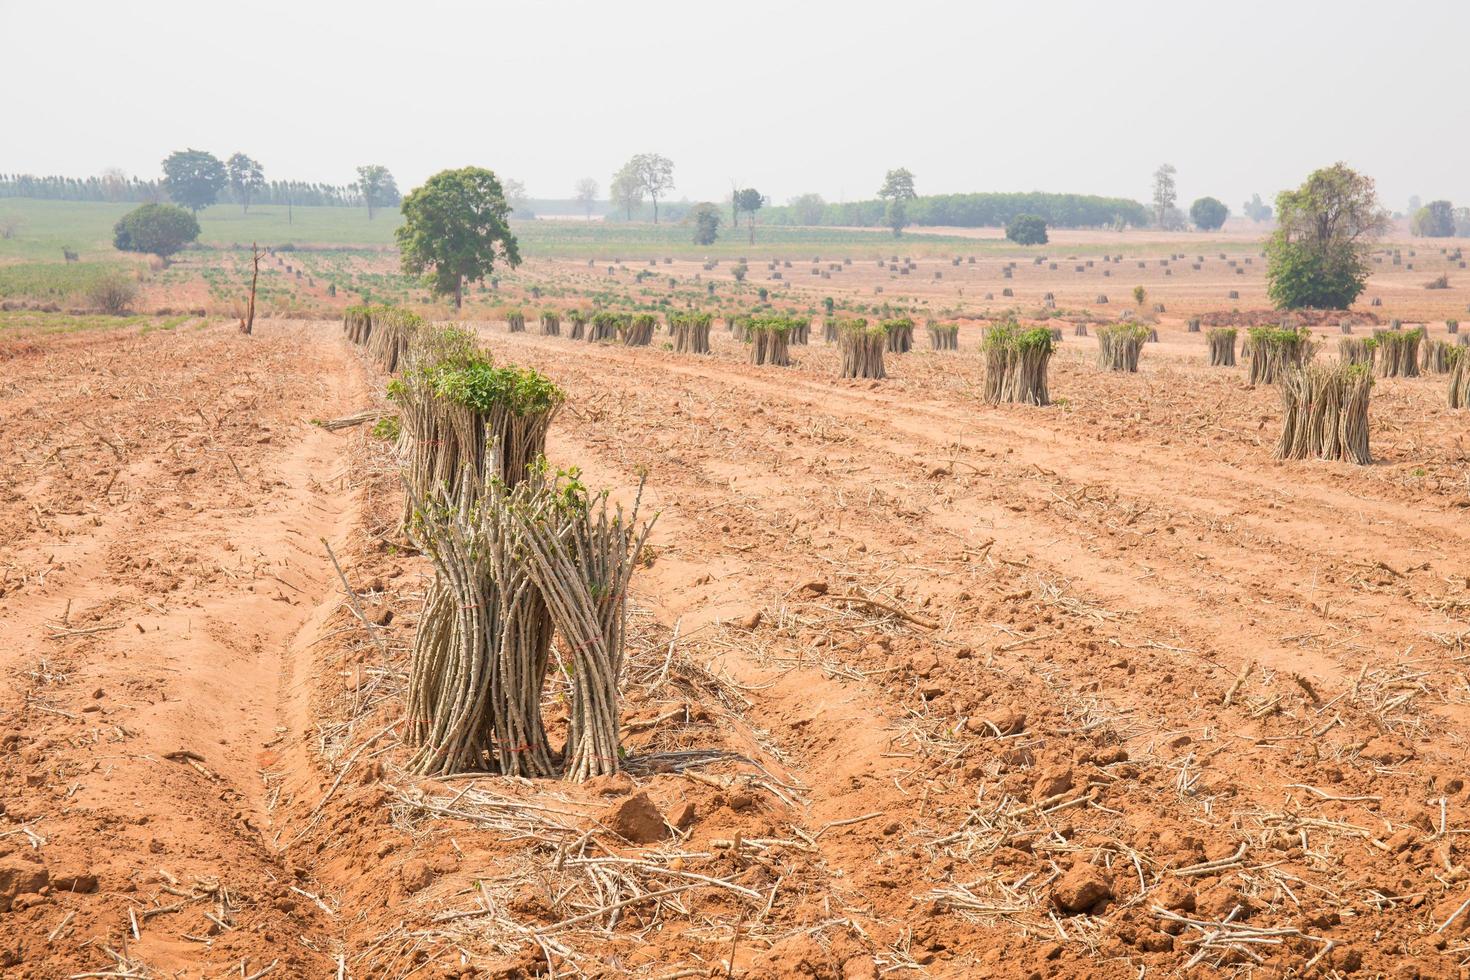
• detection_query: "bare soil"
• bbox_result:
[2,309,1469,978]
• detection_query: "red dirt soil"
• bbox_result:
[2,316,1469,978]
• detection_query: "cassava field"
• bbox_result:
[5,210,1470,980]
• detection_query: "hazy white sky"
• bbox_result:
[7,0,1467,213]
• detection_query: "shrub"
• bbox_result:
[1189,197,1229,231]
[87,270,139,314]
[112,204,200,259]
[1005,214,1048,246]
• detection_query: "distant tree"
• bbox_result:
[1151,164,1178,229]
[1132,285,1147,306]
[1411,200,1455,237]
[788,192,826,225]
[610,163,645,220]
[1266,162,1388,310]
[355,165,400,220]
[574,177,599,220]
[1456,207,1470,237]
[226,153,265,213]
[502,178,529,217]
[100,167,130,203]
[162,149,227,212]
[395,167,520,309]
[690,203,722,245]
[1189,196,1228,231]
[112,203,200,259]
[1005,214,1048,245]
[878,168,917,202]
[618,154,674,223]
[734,187,763,244]
[1407,194,1422,215]
[878,168,917,237]
[1242,193,1273,223]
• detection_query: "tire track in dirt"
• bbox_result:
[0,321,367,977]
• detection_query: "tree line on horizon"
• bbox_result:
[0,150,401,216]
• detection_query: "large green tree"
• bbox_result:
[878,168,917,237]
[1189,196,1229,231]
[395,167,520,309]
[113,203,200,259]
[355,165,400,220]
[162,149,227,212]
[1266,163,1388,310]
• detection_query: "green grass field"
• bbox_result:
[0,198,401,262]
[0,198,994,266]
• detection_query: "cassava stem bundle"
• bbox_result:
[1207,327,1237,367]
[882,316,915,353]
[670,312,712,354]
[1275,363,1373,465]
[1246,326,1314,385]
[838,318,886,379]
[1373,328,1422,378]
[982,320,1054,406]
[928,322,959,350]
[1096,322,1149,372]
